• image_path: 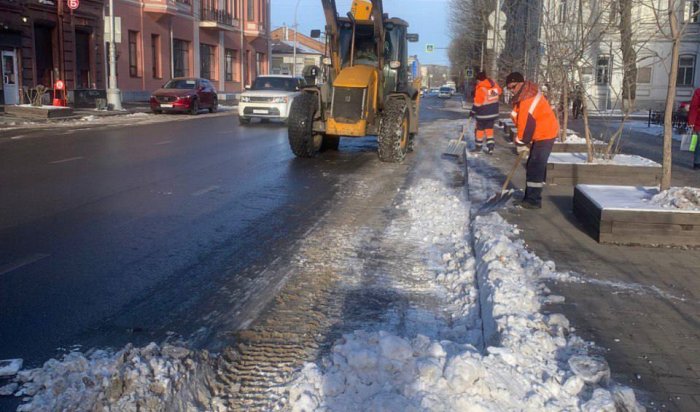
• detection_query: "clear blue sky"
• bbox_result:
[271,0,451,66]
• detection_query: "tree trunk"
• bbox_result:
[619,0,637,109]
[560,74,569,142]
[661,0,681,191]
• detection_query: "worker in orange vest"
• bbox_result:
[469,71,502,154]
[505,72,560,209]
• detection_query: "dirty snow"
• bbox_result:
[650,186,700,211]
[286,180,643,411]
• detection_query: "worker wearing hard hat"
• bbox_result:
[506,71,559,209]
[469,71,502,154]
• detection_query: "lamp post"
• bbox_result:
[293,0,302,77]
[106,0,122,110]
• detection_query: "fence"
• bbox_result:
[648,108,688,133]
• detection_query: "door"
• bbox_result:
[2,51,19,105]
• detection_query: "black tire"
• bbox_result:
[378,98,410,163]
[407,133,416,152]
[320,135,340,151]
[239,116,250,125]
[152,109,162,115]
[209,98,218,113]
[288,93,321,157]
[189,99,199,115]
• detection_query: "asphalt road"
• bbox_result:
[0,97,466,368]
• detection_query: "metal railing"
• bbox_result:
[200,5,233,26]
[648,108,689,133]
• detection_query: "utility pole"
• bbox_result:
[491,0,500,76]
[106,0,122,110]
[293,0,302,77]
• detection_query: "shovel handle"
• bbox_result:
[501,150,527,195]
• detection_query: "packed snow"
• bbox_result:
[285,180,643,411]
[577,184,700,213]
[548,152,660,167]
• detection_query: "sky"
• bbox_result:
[271,0,452,66]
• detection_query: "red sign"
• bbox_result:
[55,80,65,90]
[67,0,79,10]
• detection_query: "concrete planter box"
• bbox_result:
[574,185,700,246]
[546,153,662,186]
[5,105,74,119]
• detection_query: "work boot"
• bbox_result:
[518,200,541,209]
[486,146,494,155]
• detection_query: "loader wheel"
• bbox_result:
[320,135,340,151]
[288,93,321,157]
[378,98,410,163]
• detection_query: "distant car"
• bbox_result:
[429,88,440,97]
[238,75,305,124]
[438,87,452,99]
[150,77,218,115]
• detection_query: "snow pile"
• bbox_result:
[285,180,643,411]
[2,343,222,412]
[649,186,700,211]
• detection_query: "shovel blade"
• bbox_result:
[444,140,467,156]
[474,189,517,215]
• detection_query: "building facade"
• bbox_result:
[269,26,324,77]
[112,0,270,101]
[1,0,106,105]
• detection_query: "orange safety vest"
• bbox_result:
[511,91,559,144]
[472,78,502,120]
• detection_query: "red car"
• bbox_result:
[150,77,218,115]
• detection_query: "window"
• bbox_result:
[677,55,696,87]
[128,31,140,77]
[247,0,254,21]
[256,52,264,77]
[200,43,216,80]
[596,56,610,85]
[637,66,652,84]
[557,0,568,24]
[685,0,699,23]
[151,34,161,79]
[225,49,237,81]
[173,39,190,77]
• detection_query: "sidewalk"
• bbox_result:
[468,122,700,411]
[0,102,152,128]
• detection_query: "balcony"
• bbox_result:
[199,5,236,31]
[143,0,184,15]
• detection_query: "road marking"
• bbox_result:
[191,185,220,197]
[10,135,26,140]
[155,140,173,145]
[49,156,84,164]
[0,254,50,276]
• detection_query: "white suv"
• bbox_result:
[238,75,304,124]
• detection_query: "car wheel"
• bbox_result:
[288,93,321,157]
[189,99,199,115]
[152,109,162,114]
[209,98,218,113]
[378,98,409,163]
[239,116,250,125]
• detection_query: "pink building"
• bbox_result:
[112,0,270,101]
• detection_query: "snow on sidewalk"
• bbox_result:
[285,180,643,411]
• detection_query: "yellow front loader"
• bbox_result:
[287,0,421,162]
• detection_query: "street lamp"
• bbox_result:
[293,0,302,77]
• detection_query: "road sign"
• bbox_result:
[67,0,79,10]
[104,17,122,43]
[425,44,434,53]
[55,80,65,90]
[466,68,473,78]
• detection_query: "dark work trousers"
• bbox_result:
[694,133,700,167]
[524,138,556,205]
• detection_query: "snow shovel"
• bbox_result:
[475,149,527,214]
[444,120,471,156]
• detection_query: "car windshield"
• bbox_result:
[440,87,451,92]
[163,79,197,89]
[251,77,297,91]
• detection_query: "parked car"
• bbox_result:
[150,78,218,115]
[438,86,452,99]
[238,75,305,124]
[428,88,440,97]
